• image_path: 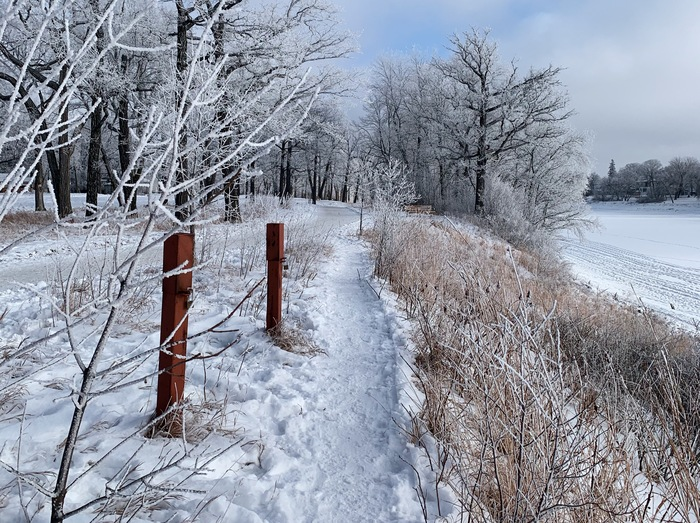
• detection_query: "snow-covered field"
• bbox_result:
[0,197,431,522]
[561,198,700,329]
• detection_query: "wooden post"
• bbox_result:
[266,223,284,331]
[156,232,194,417]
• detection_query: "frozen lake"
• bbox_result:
[561,198,700,329]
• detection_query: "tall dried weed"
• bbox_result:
[369,215,700,522]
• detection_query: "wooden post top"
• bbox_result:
[266,223,284,261]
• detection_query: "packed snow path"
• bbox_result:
[289,232,413,520]
[231,204,423,522]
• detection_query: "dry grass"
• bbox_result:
[283,214,333,283]
[369,215,700,522]
[0,210,55,246]
[0,210,53,228]
[145,408,185,439]
[145,397,241,442]
[0,384,27,421]
[268,321,324,357]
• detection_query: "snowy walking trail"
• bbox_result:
[0,200,427,522]
[226,211,424,522]
[280,231,417,520]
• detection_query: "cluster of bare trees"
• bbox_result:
[590,157,700,202]
[360,29,590,236]
[2,14,591,240]
[0,0,354,221]
[259,29,591,238]
[254,99,367,205]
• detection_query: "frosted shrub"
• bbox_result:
[483,175,548,248]
[365,160,418,279]
[240,193,284,221]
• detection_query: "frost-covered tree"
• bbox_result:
[504,128,590,232]
[362,54,469,212]
[164,0,354,220]
[435,29,572,216]
[361,31,588,238]
[586,172,600,197]
[361,56,414,167]
[610,163,636,200]
[297,100,345,203]
[664,156,700,199]
[637,159,664,201]
[0,0,91,217]
[0,0,168,217]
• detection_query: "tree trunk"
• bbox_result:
[117,55,136,212]
[320,158,331,200]
[86,101,104,217]
[224,170,241,222]
[308,153,319,204]
[353,174,361,204]
[5,50,63,214]
[284,140,293,200]
[341,171,349,203]
[474,114,487,215]
[56,66,73,218]
[51,303,122,523]
[249,161,256,201]
[341,153,351,203]
[86,1,106,217]
[474,163,486,215]
[101,144,125,207]
[34,159,46,212]
[201,15,226,201]
[438,161,446,204]
[174,0,190,221]
[278,140,287,200]
[44,142,60,189]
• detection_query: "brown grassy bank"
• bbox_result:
[370,215,700,522]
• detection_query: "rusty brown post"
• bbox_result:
[266,223,284,331]
[156,232,194,417]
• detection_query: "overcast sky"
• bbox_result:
[332,0,700,175]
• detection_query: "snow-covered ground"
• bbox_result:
[0,198,430,522]
[561,198,700,329]
[9,192,697,521]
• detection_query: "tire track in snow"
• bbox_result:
[561,237,700,328]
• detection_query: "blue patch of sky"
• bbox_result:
[338,0,562,67]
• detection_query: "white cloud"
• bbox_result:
[497,0,700,170]
[333,0,700,172]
